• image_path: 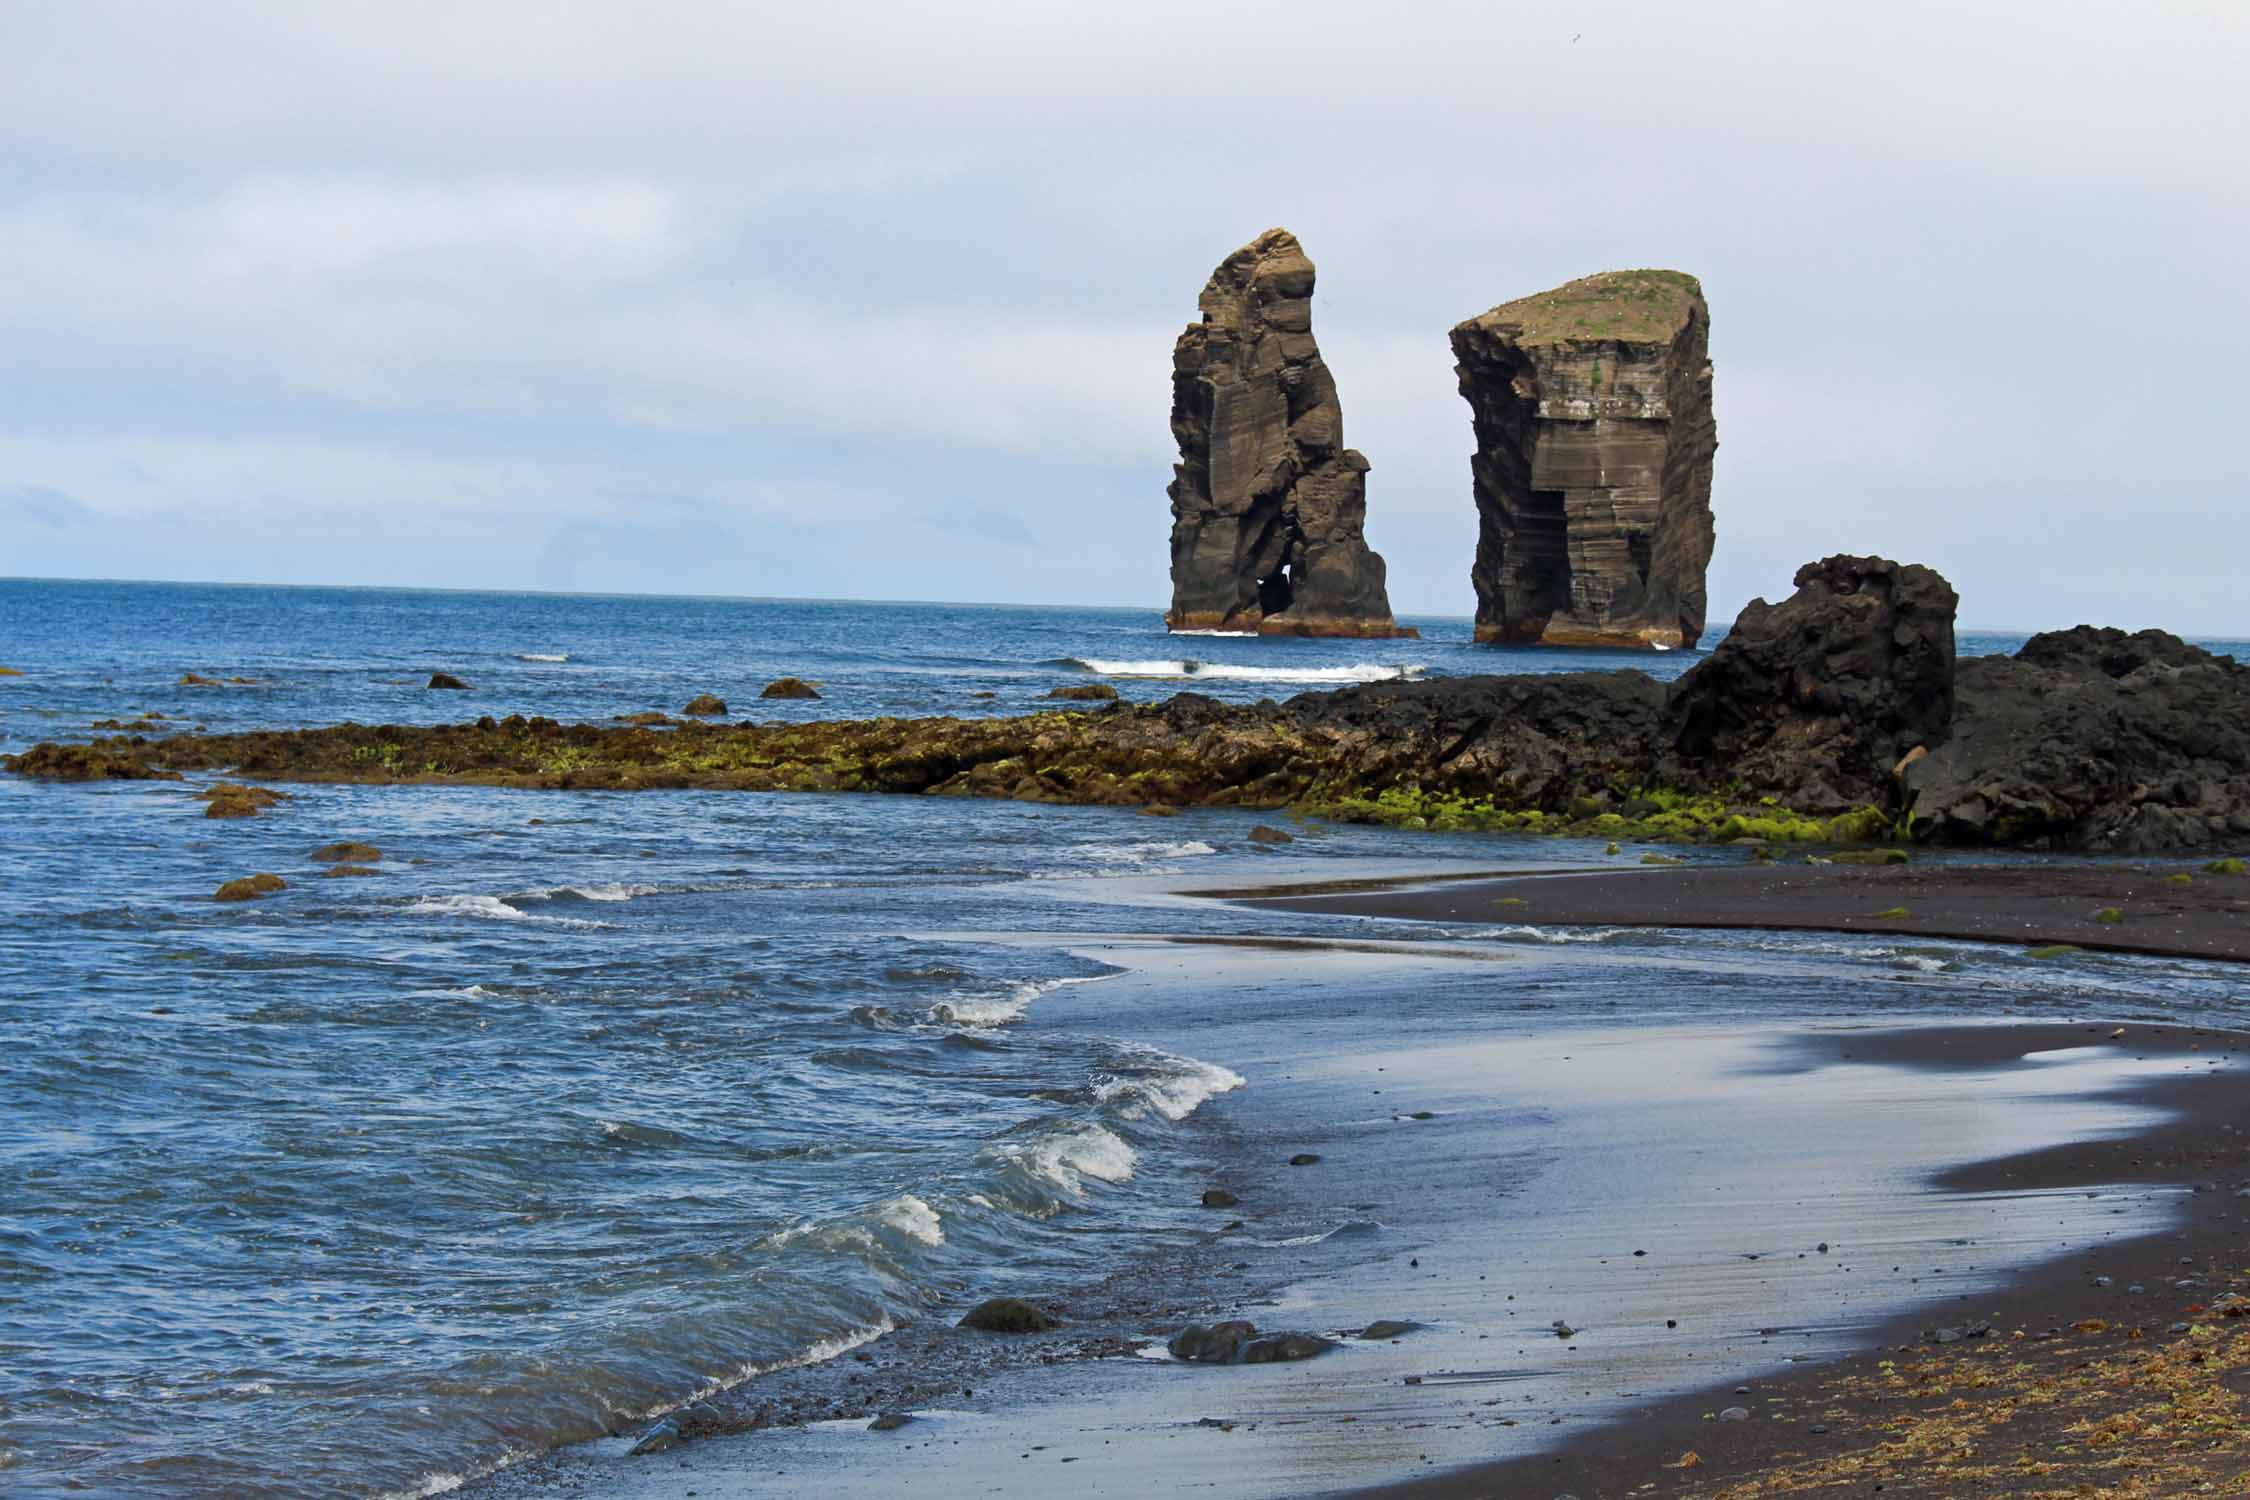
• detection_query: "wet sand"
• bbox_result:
[1236,862,2250,962]
[473,927,2249,1500]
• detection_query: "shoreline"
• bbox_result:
[465,921,2250,1500]
[1233,861,2250,963]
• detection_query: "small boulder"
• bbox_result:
[957,1297,1060,1333]
[214,873,286,902]
[761,677,822,700]
[1140,804,1180,817]
[179,672,223,687]
[867,1411,915,1432]
[1287,1152,1322,1166]
[321,864,381,878]
[616,711,671,726]
[427,672,470,690]
[1719,1406,1750,1422]
[1168,1320,1258,1363]
[681,694,729,717]
[1200,1187,1240,1209]
[1048,683,1120,702]
[1247,825,1294,844]
[1359,1320,1418,1341]
[627,1418,680,1456]
[200,783,289,819]
[309,842,381,864]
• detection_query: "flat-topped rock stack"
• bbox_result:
[1451,269,1717,650]
[1164,229,1412,639]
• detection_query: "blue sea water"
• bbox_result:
[1,578,2244,1500]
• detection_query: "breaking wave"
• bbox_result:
[404,894,613,929]
[1057,657,1425,685]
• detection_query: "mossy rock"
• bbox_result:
[2163,873,2194,887]
[680,694,729,717]
[1833,848,1910,866]
[1247,824,1293,844]
[2204,857,2246,876]
[200,783,289,819]
[1871,906,1911,919]
[179,672,224,687]
[1048,683,1119,702]
[1493,896,1528,908]
[957,1297,1060,1334]
[760,677,822,700]
[426,672,470,690]
[616,711,671,726]
[309,841,381,863]
[2094,907,2125,925]
[1640,852,1685,866]
[214,873,286,902]
[2025,944,2082,959]
[320,864,381,878]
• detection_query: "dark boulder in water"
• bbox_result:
[1200,1187,1240,1209]
[761,677,822,700]
[200,782,289,818]
[320,864,381,878]
[1248,824,1293,843]
[427,672,470,690]
[680,694,729,717]
[309,841,381,863]
[1,742,182,781]
[1169,1320,1258,1363]
[1240,1332,1335,1363]
[1049,683,1120,701]
[957,1297,1060,1333]
[213,873,285,902]
[616,711,671,726]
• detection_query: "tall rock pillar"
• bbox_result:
[1450,270,1716,649]
[1165,229,1413,638]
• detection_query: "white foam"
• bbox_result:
[928,974,1106,1026]
[514,653,569,662]
[1093,1045,1247,1122]
[405,894,611,929]
[1009,1123,1138,1196]
[1031,839,1218,879]
[874,1193,945,1247]
[1458,924,1628,945]
[1072,658,1424,685]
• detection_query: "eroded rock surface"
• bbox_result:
[1665,555,1957,811]
[1908,627,2250,851]
[1165,229,1410,639]
[1452,270,1717,648]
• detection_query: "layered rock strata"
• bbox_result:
[1451,270,1717,649]
[1165,229,1411,638]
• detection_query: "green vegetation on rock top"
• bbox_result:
[1468,269,1704,346]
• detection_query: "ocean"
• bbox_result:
[2,577,2243,1500]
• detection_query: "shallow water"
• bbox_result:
[2,580,2244,1499]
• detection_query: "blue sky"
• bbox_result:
[3,1,2245,631]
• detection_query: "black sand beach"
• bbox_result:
[1236,862,2250,963]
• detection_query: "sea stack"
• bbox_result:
[1165,229,1412,638]
[1451,270,1717,649]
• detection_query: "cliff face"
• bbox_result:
[1166,229,1412,638]
[1451,270,1716,649]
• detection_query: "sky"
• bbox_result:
[2,0,2245,631]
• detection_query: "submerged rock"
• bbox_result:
[200,782,289,818]
[1048,683,1120,701]
[1451,270,1716,649]
[1240,1332,1334,1363]
[1200,1187,1240,1209]
[213,873,285,902]
[320,864,381,878]
[760,677,822,700]
[1,742,182,781]
[957,1297,1060,1333]
[1247,824,1293,844]
[309,841,381,863]
[1165,229,1411,639]
[1168,1320,1258,1363]
[616,711,672,726]
[680,694,729,717]
[427,672,470,690]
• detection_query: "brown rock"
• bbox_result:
[320,864,381,878]
[199,782,290,818]
[0,743,183,781]
[616,711,672,726]
[1165,229,1413,640]
[1451,270,1717,649]
[0,666,23,676]
[956,1297,1060,1333]
[760,678,822,700]
[309,842,381,863]
[213,873,286,902]
[180,672,224,687]
[427,672,470,690]
[1247,824,1293,844]
[680,694,729,717]
[1048,683,1119,701]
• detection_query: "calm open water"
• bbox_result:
[2,578,2243,1499]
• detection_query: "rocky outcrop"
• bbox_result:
[427,672,469,690]
[1452,270,1717,648]
[1906,627,2250,851]
[1165,229,1411,639]
[1665,555,1957,811]
[681,694,728,716]
[760,678,821,700]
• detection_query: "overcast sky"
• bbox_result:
[3,1,2244,631]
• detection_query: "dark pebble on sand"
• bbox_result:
[1200,1187,1239,1209]
[1288,1153,1322,1166]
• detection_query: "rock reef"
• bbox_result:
[1451,270,1716,649]
[1165,229,1411,639]
[11,557,2250,852]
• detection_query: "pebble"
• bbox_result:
[1719,1406,1750,1422]
[2093,1275,2114,1287]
